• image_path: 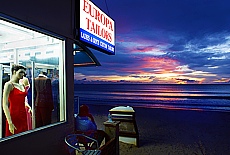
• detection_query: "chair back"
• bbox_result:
[65,134,101,155]
[65,134,81,155]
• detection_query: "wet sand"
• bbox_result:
[88,104,230,155]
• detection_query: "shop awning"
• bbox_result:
[73,40,101,67]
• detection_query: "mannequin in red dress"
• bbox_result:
[2,64,29,136]
[20,77,32,130]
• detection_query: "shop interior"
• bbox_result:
[0,19,64,138]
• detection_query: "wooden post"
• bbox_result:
[103,121,120,155]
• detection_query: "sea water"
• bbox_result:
[74,84,230,112]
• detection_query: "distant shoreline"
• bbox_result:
[75,83,230,85]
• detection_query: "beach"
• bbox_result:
[88,104,230,155]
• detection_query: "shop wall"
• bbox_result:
[0,0,75,154]
[0,0,75,38]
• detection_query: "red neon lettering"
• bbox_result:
[100,14,105,25]
[109,21,113,31]
[82,0,114,39]
[108,33,112,42]
[96,10,101,22]
[96,24,100,35]
[90,5,95,17]
[82,1,113,30]
[83,0,89,13]
[90,21,96,33]
[86,17,91,30]
[106,18,109,29]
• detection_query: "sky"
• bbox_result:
[74,0,230,84]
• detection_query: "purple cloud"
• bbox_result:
[75,0,230,84]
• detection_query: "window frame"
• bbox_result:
[0,14,67,141]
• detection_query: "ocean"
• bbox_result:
[74,84,230,112]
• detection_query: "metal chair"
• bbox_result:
[65,134,101,155]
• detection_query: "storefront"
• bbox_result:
[0,0,115,154]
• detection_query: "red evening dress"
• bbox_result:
[25,85,32,130]
[5,83,28,137]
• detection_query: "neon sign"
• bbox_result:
[79,0,115,55]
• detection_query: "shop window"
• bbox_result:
[0,17,66,139]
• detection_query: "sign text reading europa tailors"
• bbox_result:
[80,0,115,54]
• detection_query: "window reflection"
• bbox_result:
[0,18,65,138]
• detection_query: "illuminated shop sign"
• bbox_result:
[79,0,115,55]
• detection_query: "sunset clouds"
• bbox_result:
[74,0,230,84]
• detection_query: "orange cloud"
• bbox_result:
[140,56,180,73]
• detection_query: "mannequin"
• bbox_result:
[34,71,54,127]
[2,64,29,136]
[20,76,32,130]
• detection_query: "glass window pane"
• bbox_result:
[0,18,65,139]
